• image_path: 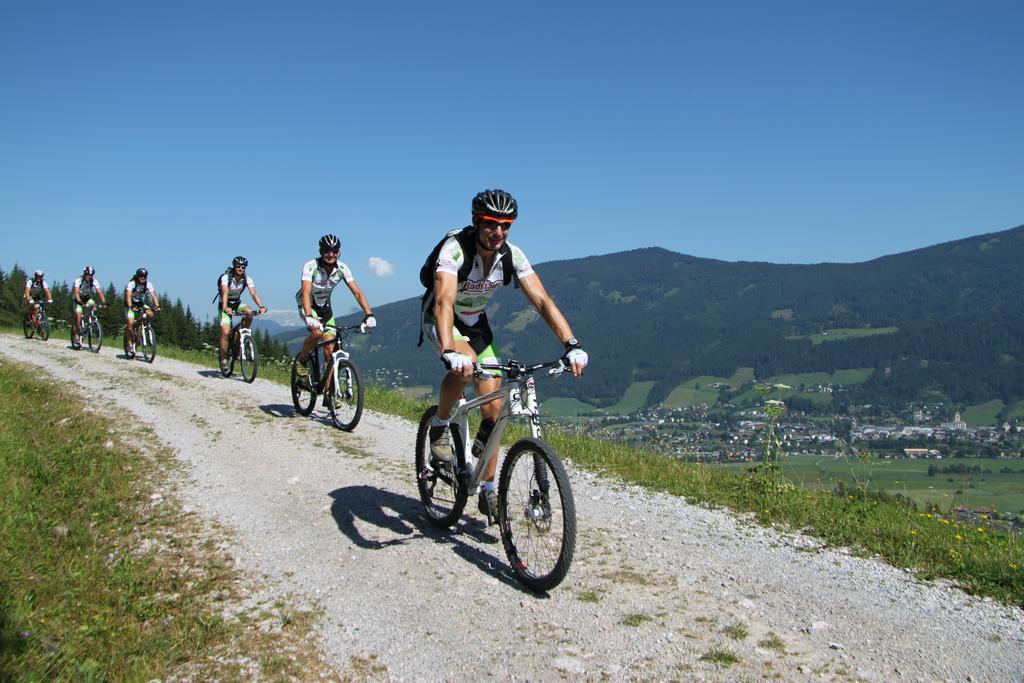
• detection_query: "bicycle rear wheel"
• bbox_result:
[140,325,156,363]
[290,356,316,415]
[239,333,258,384]
[414,405,468,528]
[498,438,577,592]
[328,359,363,431]
[88,320,103,352]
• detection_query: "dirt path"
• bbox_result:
[2,334,1022,681]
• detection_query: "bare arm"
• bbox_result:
[345,280,372,317]
[73,284,81,304]
[248,285,266,311]
[43,287,52,301]
[432,271,459,352]
[517,273,575,344]
[220,280,231,312]
[300,280,313,317]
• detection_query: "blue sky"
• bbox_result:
[2,0,1021,320]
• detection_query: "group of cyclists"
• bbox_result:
[23,188,590,524]
[23,266,158,355]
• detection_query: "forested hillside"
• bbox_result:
[335,224,1024,409]
[0,264,291,360]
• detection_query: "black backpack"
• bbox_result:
[212,271,247,304]
[419,226,517,291]
[418,226,519,345]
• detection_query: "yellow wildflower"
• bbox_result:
[955,534,963,540]
[976,528,985,533]
[941,519,950,525]
[910,529,917,536]
[980,515,988,520]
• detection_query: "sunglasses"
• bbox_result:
[478,215,514,230]
[320,249,340,255]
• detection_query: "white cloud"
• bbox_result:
[368,256,395,277]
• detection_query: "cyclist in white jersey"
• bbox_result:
[123,267,160,356]
[72,266,107,347]
[294,234,376,376]
[423,189,588,521]
[216,255,268,372]
[24,270,53,324]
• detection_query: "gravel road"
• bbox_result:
[2,333,1022,682]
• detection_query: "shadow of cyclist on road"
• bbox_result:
[328,485,538,595]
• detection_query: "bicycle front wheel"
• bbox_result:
[414,405,468,528]
[140,325,156,363]
[23,318,34,339]
[290,356,316,416]
[39,320,50,341]
[328,359,363,431]
[239,334,258,383]
[498,438,577,592]
[88,320,103,352]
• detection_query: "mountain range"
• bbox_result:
[297,224,1024,413]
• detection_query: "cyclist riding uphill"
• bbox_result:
[216,256,268,373]
[24,270,53,322]
[294,234,376,379]
[421,189,588,520]
[72,266,107,348]
[124,267,160,357]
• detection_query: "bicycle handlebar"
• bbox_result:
[475,358,568,380]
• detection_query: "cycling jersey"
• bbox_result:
[26,280,48,299]
[74,277,99,300]
[218,273,255,305]
[294,258,353,309]
[433,238,534,326]
[125,279,155,306]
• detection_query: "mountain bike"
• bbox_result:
[290,322,366,431]
[72,303,104,352]
[124,306,157,363]
[22,302,50,341]
[219,311,260,383]
[414,358,578,592]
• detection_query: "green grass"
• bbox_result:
[0,356,321,680]
[606,380,655,414]
[796,327,898,346]
[717,454,1024,515]
[663,368,755,408]
[541,396,600,417]
[700,648,739,667]
[962,399,1004,427]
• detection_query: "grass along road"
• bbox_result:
[0,355,331,680]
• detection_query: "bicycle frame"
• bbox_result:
[310,323,360,394]
[451,362,563,492]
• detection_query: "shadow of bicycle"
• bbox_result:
[328,484,540,595]
[259,404,298,418]
[196,369,222,378]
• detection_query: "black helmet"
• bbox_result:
[319,234,341,253]
[135,267,148,279]
[232,255,248,268]
[83,266,95,276]
[472,189,518,220]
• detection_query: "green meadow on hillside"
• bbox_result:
[718,455,1024,514]
[664,367,755,408]
[786,327,899,346]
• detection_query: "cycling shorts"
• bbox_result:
[422,311,500,363]
[219,301,251,327]
[126,305,152,322]
[296,301,336,332]
[75,299,97,315]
